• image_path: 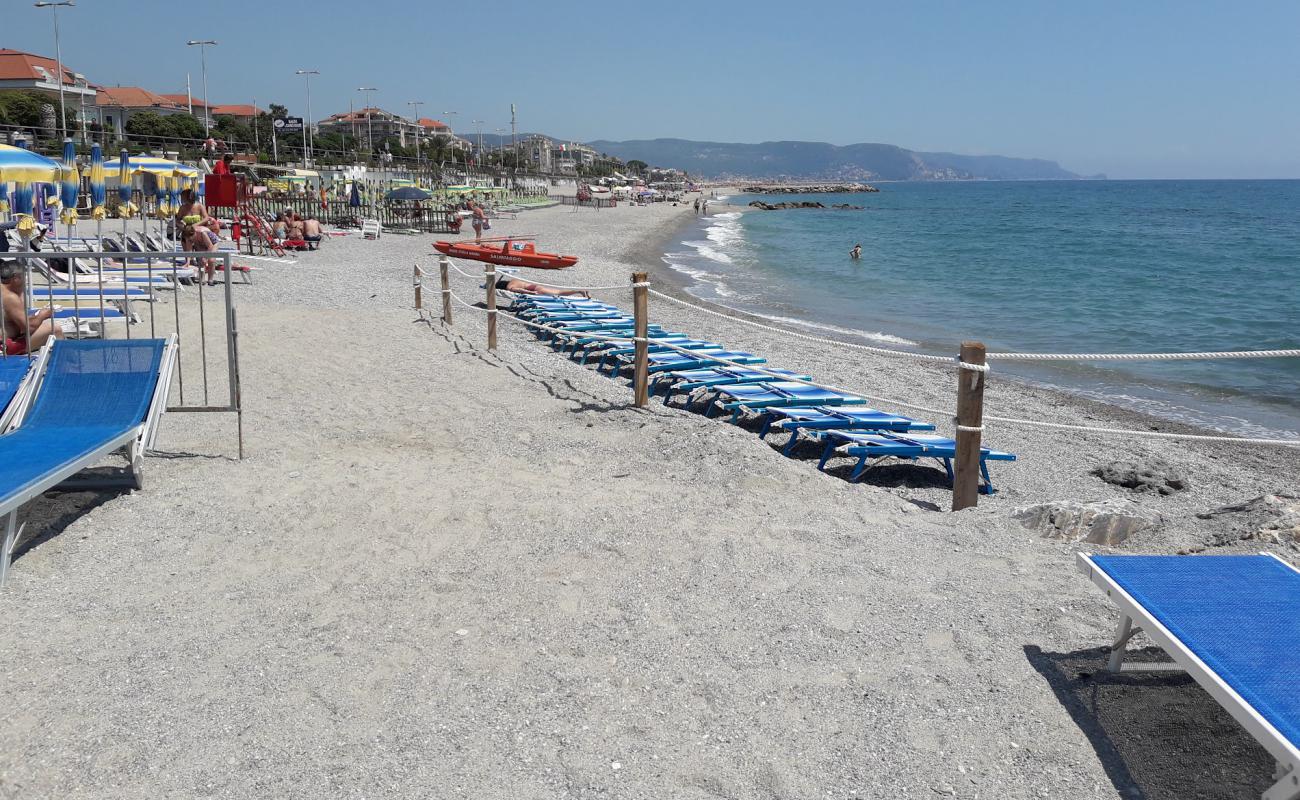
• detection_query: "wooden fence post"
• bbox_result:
[439,256,453,324]
[952,340,988,511]
[413,264,422,311]
[485,264,497,350]
[632,272,649,407]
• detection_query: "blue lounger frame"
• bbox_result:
[1077,553,1300,800]
[758,406,937,455]
[816,431,1015,493]
[708,382,866,422]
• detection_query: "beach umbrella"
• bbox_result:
[0,144,61,216]
[89,142,106,253]
[385,186,432,201]
[117,149,134,218]
[154,174,170,218]
[167,174,182,217]
[89,143,106,214]
[349,182,362,208]
[59,138,80,251]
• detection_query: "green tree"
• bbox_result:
[626,159,648,175]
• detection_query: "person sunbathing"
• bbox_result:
[302,216,323,250]
[1,260,63,354]
[181,224,219,286]
[176,189,220,235]
[494,276,588,299]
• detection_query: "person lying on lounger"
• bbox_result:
[1,260,63,354]
[493,276,588,299]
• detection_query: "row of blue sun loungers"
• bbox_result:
[509,294,1016,493]
[510,295,1300,796]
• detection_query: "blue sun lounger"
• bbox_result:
[0,337,178,587]
[632,349,765,376]
[758,406,936,455]
[36,308,126,320]
[551,326,674,355]
[0,347,48,433]
[589,339,722,369]
[654,367,815,402]
[31,287,148,299]
[571,334,697,363]
[1077,553,1300,800]
[708,381,866,421]
[816,430,1015,493]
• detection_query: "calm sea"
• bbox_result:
[664,181,1300,438]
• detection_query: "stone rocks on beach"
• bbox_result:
[1091,459,1188,495]
[1196,492,1300,546]
[742,183,879,194]
[747,200,826,210]
[1012,499,1163,545]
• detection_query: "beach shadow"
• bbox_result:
[1024,644,1272,800]
[11,472,132,561]
[817,458,953,491]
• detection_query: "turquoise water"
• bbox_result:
[664,181,1300,437]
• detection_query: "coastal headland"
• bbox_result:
[0,194,1293,799]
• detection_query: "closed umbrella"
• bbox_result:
[116,150,133,218]
[59,138,80,246]
[89,143,106,242]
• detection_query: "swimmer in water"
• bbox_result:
[850,244,862,260]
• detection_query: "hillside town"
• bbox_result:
[0,47,687,187]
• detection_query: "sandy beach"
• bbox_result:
[0,196,1295,799]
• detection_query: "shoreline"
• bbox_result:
[630,195,1300,447]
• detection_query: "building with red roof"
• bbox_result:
[0,48,98,125]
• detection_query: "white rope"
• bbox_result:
[982,413,1300,447]
[986,347,1300,362]
[646,288,961,365]
[442,292,1300,449]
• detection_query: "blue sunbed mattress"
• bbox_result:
[0,339,165,506]
[1091,554,1300,751]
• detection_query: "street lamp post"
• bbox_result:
[472,120,486,176]
[357,87,378,158]
[186,40,217,136]
[295,69,319,166]
[34,1,75,141]
[406,100,424,173]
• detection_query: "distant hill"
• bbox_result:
[583,137,1088,181]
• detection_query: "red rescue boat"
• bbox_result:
[433,237,578,269]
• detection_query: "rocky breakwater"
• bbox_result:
[742,183,879,194]
[748,201,864,211]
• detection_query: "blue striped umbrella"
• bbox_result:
[89,142,106,212]
[154,174,169,218]
[117,149,133,217]
[59,137,79,226]
[167,174,182,216]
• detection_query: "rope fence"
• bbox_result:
[416,256,1300,508]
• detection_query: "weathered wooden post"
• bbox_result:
[485,263,497,350]
[439,256,453,324]
[952,340,988,511]
[413,264,423,311]
[632,272,649,407]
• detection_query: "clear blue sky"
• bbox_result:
[7,0,1299,178]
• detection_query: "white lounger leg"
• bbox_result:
[1106,611,1184,674]
[1266,762,1300,800]
[1108,613,1134,672]
[0,511,17,588]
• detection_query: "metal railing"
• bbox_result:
[2,247,244,458]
